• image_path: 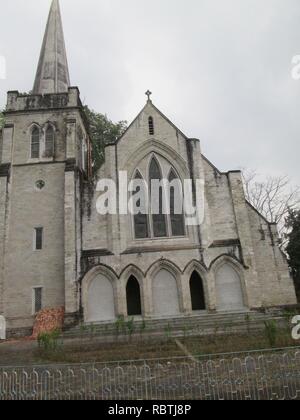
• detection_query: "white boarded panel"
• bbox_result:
[87,274,115,322]
[153,269,180,316]
[216,264,245,311]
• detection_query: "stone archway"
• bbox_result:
[215,263,245,312]
[152,269,180,317]
[87,273,116,322]
[126,276,142,316]
[190,271,206,311]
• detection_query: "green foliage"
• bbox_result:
[89,324,96,339]
[0,110,5,130]
[126,318,135,338]
[37,330,61,353]
[79,323,89,334]
[264,320,278,347]
[83,106,127,175]
[140,319,147,334]
[164,323,172,340]
[115,315,126,335]
[286,209,300,301]
[283,308,298,320]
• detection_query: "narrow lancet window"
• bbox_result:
[45,126,55,157]
[31,127,40,159]
[148,117,154,136]
[35,227,43,250]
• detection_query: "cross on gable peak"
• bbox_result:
[145,90,152,102]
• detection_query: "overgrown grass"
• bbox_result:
[1,323,298,366]
[37,330,63,357]
[25,328,300,365]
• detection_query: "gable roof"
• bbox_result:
[105,100,192,147]
[103,99,277,228]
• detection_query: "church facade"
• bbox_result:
[0,0,297,336]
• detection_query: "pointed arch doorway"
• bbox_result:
[126,276,142,316]
[190,271,206,311]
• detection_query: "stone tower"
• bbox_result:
[0,0,91,336]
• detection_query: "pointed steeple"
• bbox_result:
[33,0,70,95]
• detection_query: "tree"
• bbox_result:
[83,106,127,175]
[285,209,300,301]
[243,169,300,240]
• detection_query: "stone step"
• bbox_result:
[64,312,268,329]
[62,311,283,340]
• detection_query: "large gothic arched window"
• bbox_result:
[132,156,186,240]
[31,126,40,159]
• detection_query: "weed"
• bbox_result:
[140,319,147,335]
[89,324,96,339]
[115,316,125,336]
[264,320,278,347]
[38,330,62,354]
[126,318,135,339]
[164,323,172,341]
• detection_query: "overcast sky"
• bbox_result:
[1,0,300,184]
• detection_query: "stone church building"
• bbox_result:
[0,0,297,336]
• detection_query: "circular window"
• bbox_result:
[35,180,45,190]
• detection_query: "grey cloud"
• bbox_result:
[0,0,299,184]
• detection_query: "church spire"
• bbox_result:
[33,0,70,95]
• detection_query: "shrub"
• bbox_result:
[38,329,61,353]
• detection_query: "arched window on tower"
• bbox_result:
[31,126,40,159]
[148,116,154,136]
[45,125,55,158]
[169,169,185,236]
[132,171,149,239]
[149,157,167,238]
